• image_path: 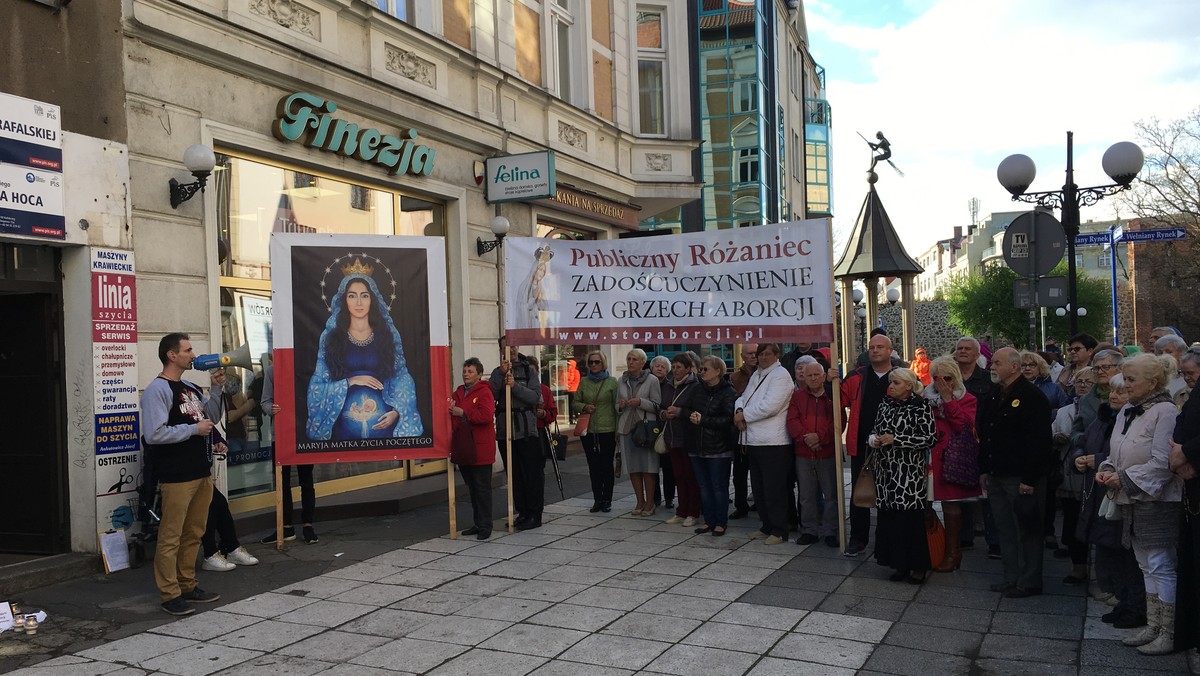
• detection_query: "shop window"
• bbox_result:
[214,152,445,500]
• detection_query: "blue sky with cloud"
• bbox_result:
[802,0,1200,254]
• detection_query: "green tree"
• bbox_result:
[945,262,1111,348]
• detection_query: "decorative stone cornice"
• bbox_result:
[249,0,318,39]
[385,44,436,88]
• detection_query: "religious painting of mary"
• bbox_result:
[305,256,424,441]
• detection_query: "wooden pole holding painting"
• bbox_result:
[274,464,285,551]
[505,345,515,533]
[827,220,849,552]
[447,453,458,538]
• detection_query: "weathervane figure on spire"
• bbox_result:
[859,130,905,178]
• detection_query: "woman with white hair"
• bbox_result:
[1097,353,1184,655]
[869,367,937,584]
[923,356,980,572]
[617,348,662,516]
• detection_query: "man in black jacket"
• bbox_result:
[491,338,544,530]
[979,347,1053,598]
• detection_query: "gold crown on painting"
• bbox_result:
[341,257,374,277]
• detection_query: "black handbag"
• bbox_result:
[632,415,662,449]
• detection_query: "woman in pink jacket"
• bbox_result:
[923,356,981,572]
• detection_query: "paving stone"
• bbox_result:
[973,658,1077,676]
[1082,616,1137,641]
[526,603,625,632]
[738,585,827,611]
[511,548,586,566]
[542,537,612,552]
[273,575,367,600]
[327,582,424,607]
[781,555,864,576]
[769,633,874,670]
[366,548,447,568]
[500,580,592,603]
[979,633,1078,664]
[407,537,484,554]
[77,633,197,666]
[1078,638,1190,672]
[637,593,728,621]
[219,592,320,619]
[602,613,703,643]
[596,570,686,593]
[338,608,441,639]
[719,551,797,569]
[203,654,335,676]
[682,620,785,654]
[419,555,502,574]
[795,611,891,644]
[545,514,612,527]
[148,611,261,641]
[537,523,589,536]
[5,660,127,676]
[597,541,672,557]
[834,576,920,602]
[761,569,845,593]
[693,562,774,584]
[654,545,730,563]
[276,599,377,628]
[436,574,522,598]
[324,562,408,582]
[378,567,466,588]
[989,610,1083,640]
[711,602,807,631]
[455,596,552,622]
[667,576,753,601]
[882,622,982,656]
[899,602,992,632]
[351,636,468,672]
[480,623,589,657]
[211,619,325,651]
[534,564,620,585]
[815,594,908,622]
[427,647,548,676]
[528,659,634,676]
[625,530,696,546]
[861,644,970,676]
[913,583,1001,610]
[559,634,670,671]
[393,591,485,616]
[745,656,856,676]
[499,532,565,547]
[479,561,557,580]
[406,615,512,646]
[578,552,649,570]
[274,630,391,662]
[140,643,261,676]
[602,517,659,531]
[996,593,1087,617]
[645,644,760,676]
[566,585,658,611]
[319,665,400,676]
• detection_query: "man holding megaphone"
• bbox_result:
[192,344,253,372]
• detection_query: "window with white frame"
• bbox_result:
[373,0,415,24]
[549,0,580,106]
[636,9,667,135]
[1097,254,1111,268]
[792,131,801,180]
[789,48,799,99]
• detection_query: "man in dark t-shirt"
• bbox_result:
[141,333,225,616]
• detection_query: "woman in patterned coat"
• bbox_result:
[868,367,937,584]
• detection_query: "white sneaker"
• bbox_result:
[225,547,259,566]
[202,553,235,572]
[682,517,697,527]
[664,516,685,525]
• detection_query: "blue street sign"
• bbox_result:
[1113,227,1187,243]
[1074,232,1111,247]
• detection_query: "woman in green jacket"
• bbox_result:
[573,350,619,512]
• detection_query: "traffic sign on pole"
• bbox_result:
[1074,232,1112,247]
[1003,212,1066,277]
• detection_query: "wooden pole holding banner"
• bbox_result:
[505,345,515,533]
[447,455,458,539]
[826,220,849,552]
[274,464,285,551]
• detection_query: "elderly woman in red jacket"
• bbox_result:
[787,359,841,547]
[450,357,497,540]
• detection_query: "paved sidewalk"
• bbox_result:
[6,487,1192,675]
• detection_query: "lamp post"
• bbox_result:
[997,133,1143,335]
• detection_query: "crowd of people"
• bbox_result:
[449,330,1198,667]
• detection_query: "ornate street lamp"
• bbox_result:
[997,133,1143,334]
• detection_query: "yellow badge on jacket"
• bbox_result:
[1011,399,1020,407]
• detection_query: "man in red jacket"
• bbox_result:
[788,361,841,547]
[450,357,497,540]
[835,334,895,557]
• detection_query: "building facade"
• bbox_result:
[2,0,702,555]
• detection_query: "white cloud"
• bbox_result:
[810,0,1200,256]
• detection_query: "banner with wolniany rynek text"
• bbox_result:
[504,219,835,345]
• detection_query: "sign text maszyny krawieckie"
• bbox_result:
[504,219,835,345]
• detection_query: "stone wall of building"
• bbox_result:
[871,301,964,360]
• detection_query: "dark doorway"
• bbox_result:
[0,245,66,554]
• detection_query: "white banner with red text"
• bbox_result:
[504,219,835,345]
